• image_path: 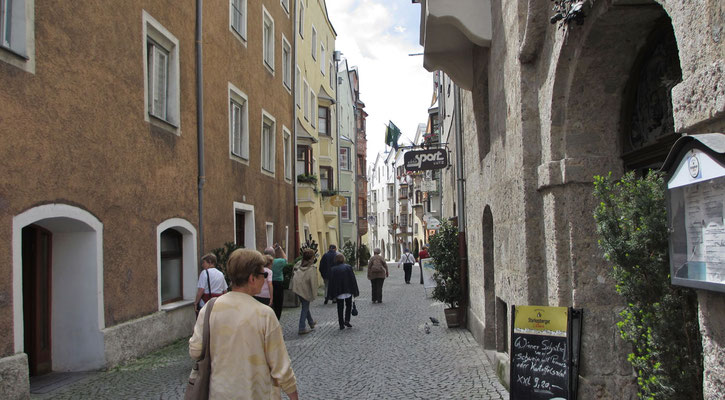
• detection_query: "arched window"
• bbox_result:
[160,228,183,304]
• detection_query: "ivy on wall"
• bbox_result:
[593,171,702,399]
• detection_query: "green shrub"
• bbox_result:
[358,244,371,266]
[342,240,357,267]
[428,220,461,308]
[593,171,702,399]
[210,242,242,285]
[296,174,318,184]
[283,262,295,289]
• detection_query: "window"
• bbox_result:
[229,83,249,160]
[1,0,34,71]
[330,62,335,88]
[261,111,276,173]
[310,91,316,128]
[318,106,329,135]
[311,26,317,60]
[262,7,274,72]
[387,184,394,198]
[234,202,256,250]
[341,197,351,220]
[283,127,292,180]
[230,0,247,40]
[280,0,289,14]
[400,214,408,227]
[297,145,313,175]
[303,80,309,120]
[339,147,350,170]
[144,12,180,130]
[320,166,333,191]
[320,43,326,74]
[295,66,301,108]
[282,36,291,90]
[160,228,183,304]
[298,0,304,37]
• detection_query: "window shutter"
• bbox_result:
[152,46,168,120]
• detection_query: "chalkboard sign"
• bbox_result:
[510,306,582,400]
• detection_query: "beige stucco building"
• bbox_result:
[0,1,295,397]
[416,0,724,398]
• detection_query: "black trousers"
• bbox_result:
[272,281,284,320]
[403,263,413,283]
[336,296,353,327]
[371,278,385,302]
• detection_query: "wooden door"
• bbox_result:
[22,225,53,376]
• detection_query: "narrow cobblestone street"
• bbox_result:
[32,265,507,399]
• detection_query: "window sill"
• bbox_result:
[149,114,180,135]
[0,45,29,61]
[161,299,195,312]
[264,61,275,76]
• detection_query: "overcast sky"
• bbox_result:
[326,0,432,169]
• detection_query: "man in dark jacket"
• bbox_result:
[319,244,337,304]
[328,253,360,329]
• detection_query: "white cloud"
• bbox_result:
[327,0,432,169]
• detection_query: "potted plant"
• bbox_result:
[428,220,462,327]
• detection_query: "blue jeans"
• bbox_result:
[298,296,314,331]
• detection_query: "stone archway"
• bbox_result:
[13,204,105,374]
[482,206,496,349]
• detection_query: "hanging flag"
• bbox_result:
[387,120,402,150]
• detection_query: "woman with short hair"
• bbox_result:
[367,248,388,303]
[289,248,318,335]
[328,253,360,330]
[189,249,298,400]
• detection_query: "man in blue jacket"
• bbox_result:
[319,244,337,304]
[328,253,360,329]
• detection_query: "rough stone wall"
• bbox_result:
[461,0,724,397]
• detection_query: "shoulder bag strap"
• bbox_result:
[202,298,216,360]
[206,269,212,294]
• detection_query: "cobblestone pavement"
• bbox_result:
[33,264,508,399]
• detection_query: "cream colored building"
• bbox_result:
[295,0,339,252]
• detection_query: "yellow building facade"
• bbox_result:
[295,0,339,253]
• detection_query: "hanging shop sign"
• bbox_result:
[663,133,725,293]
[329,195,346,207]
[420,179,437,192]
[404,148,448,172]
[510,305,582,400]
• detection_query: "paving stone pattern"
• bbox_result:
[32,264,507,399]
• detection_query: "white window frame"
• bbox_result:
[310,91,316,128]
[283,126,292,181]
[233,202,256,250]
[228,82,250,162]
[298,0,305,37]
[280,0,290,15]
[261,110,276,175]
[282,35,292,92]
[310,25,317,60]
[230,0,247,42]
[320,43,326,74]
[341,197,351,221]
[303,79,310,121]
[143,11,180,133]
[340,147,350,170]
[262,6,274,73]
[156,218,198,310]
[295,66,301,108]
[0,0,34,73]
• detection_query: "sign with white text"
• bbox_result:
[404,149,448,172]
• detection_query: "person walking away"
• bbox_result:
[319,244,337,304]
[398,248,416,284]
[417,244,430,285]
[194,254,227,315]
[270,244,287,320]
[327,253,360,329]
[367,248,388,303]
[253,254,274,306]
[189,248,299,400]
[289,248,318,335]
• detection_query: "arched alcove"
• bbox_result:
[482,206,496,349]
[13,204,105,374]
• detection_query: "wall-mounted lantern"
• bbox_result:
[663,134,725,292]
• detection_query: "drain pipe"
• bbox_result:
[454,84,468,326]
[196,0,206,255]
[292,0,300,257]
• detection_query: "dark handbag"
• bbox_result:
[351,300,358,316]
[185,297,217,400]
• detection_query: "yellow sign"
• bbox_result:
[329,195,346,207]
[514,305,568,333]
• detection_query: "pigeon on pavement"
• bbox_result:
[424,322,431,334]
[429,317,439,326]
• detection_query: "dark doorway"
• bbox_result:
[22,225,53,376]
[235,211,246,248]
